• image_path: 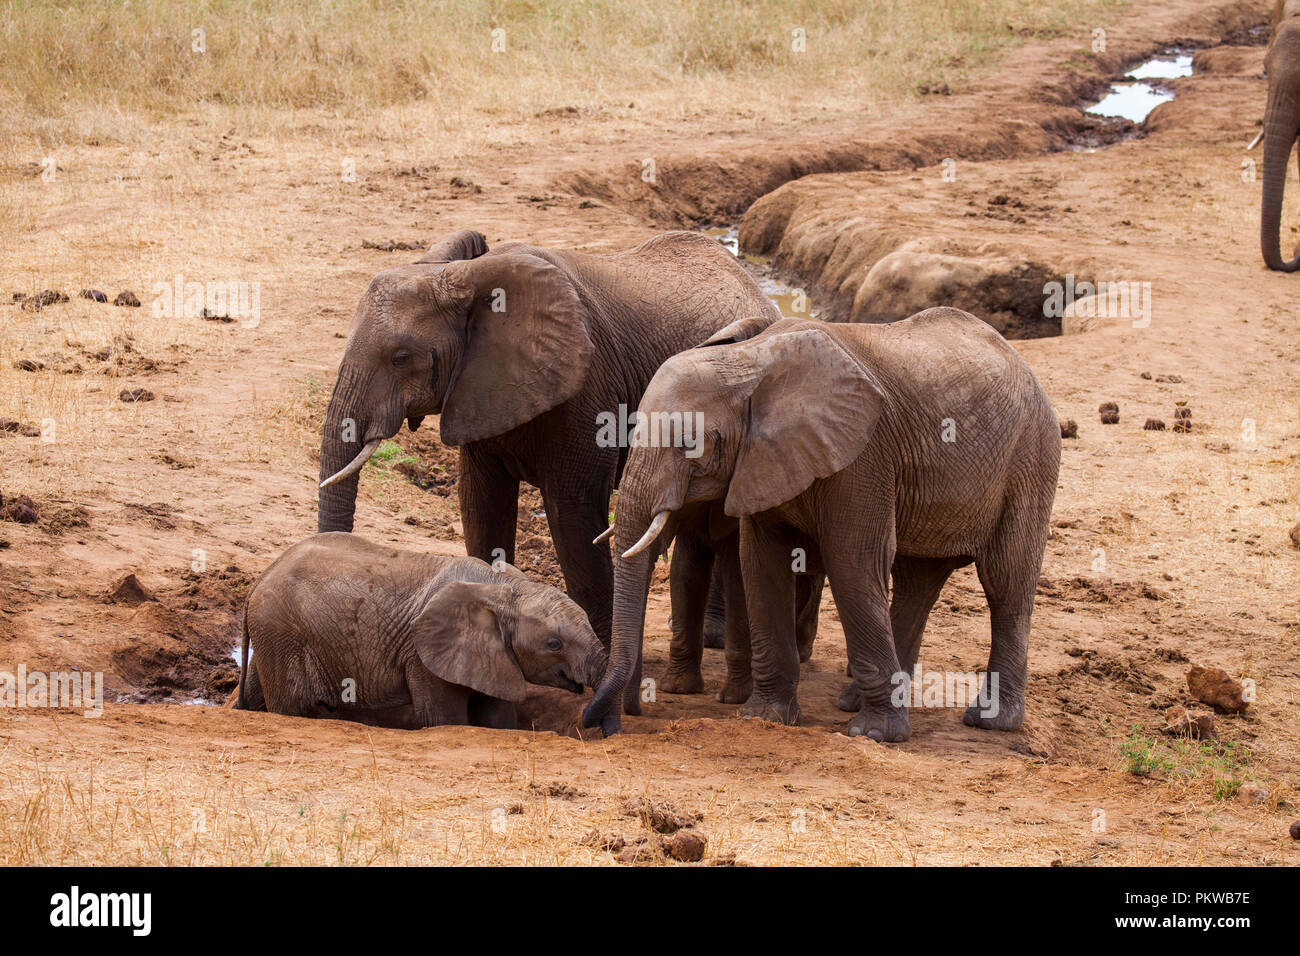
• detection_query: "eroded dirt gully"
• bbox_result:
[1,0,1297,864]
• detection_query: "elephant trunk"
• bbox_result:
[317,366,373,533]
[1261,70,1300,272]
[582,547,654,734]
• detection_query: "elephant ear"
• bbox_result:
[417,229,488,264]
[437,253,594,445]
[725,327,887,517]
[410,579,528,702]
[697,315,778,348]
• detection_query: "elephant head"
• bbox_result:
[317,229,594,531]
[583,321,886,734]
[1261,21,1300,271]
[414,567,607,702]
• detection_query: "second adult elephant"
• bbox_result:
[317,229,781,715]
[1257,18,1300,270]
[584,310,1060,740]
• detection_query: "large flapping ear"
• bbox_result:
[725,328,887,517]
[437,253,594,445]
[410,579,528,702]
[417,229,489,264]
[697,315,777,348]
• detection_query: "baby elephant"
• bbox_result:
[234,533,606,729]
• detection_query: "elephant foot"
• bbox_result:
[740,695,801,725]
[715,675,752,704]
[847,703,911,743]
[962,691,1024,731]
[836,680,862,713]
[798,645,814,664]
[660,666,705,695]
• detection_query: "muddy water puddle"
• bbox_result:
[1086,51,1193,123]
[701,226,822,319]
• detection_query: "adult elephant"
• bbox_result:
[1259,18,1300,270]
[316,228,780,715]
[584,310,1060,741]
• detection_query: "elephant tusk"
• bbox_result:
[319,438,383,489]
[1247,128,1264,151]
[621,511,669,559]
[592,525,615,545]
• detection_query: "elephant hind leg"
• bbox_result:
[237,659,267,711]
[662,530,714,695]
[795,573,825,663]
[966,502,1050,732]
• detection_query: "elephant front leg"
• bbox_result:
[662,532,713,695]
[702,567,727,649]
[738,518,801,725]
[542,488,615,649]
[406,663,469,728]
[459,445,519,568]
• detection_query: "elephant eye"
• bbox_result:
[392,349,411,367]
[546,637,563,652]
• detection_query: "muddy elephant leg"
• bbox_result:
[702,567,727,649]
[839,555,955,712]
[822,516,908,741]
[738,518,801,724]
[407,662,468,727]
[542,486,615,648]
[469,695,518,729]
[795,573,824,663]
[717,535,753,704]
[459,445,519,567]
[662,532,713,694]
[965,507,1045,731]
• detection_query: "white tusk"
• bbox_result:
[319,438,383,489]
[592,526,615,545]
[1247,128,1264,151]
[621,511,669,559]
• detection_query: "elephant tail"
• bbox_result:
[236,610,253,710]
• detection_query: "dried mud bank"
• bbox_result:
[735,33,1272,336]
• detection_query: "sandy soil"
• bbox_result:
[1,0,1297,865]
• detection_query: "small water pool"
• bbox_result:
[1086,52,1193,123]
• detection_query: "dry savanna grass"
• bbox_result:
[2,0,1130,155]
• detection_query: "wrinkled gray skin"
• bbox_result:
[1261,18,1300,270]
[317,230,780,719]
[235,533,606,729]
[585,309,1060,741]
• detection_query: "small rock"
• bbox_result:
[0,419,41,437]
[0,494,39,524]
[1098,401,1119,424]
[1155,374,1183,383]
[625,796,701,834]
[1288,522,1299,550]
[1186,664,1248,714]
[1289,821,1300,840]
[12,359,44,372]
[1139,371,1153,380]
[1237,782,1270,807]
[579,830,626,852]
[119,387,154,403]
[113,291,141,307]
[1143,418,1165,431]
[665,830,707,862]
[1163,705,1215,739]
[79,289,108,303]
[105,573,157,605]
[1060,419,1078,439]
[1172,418,1193,433]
